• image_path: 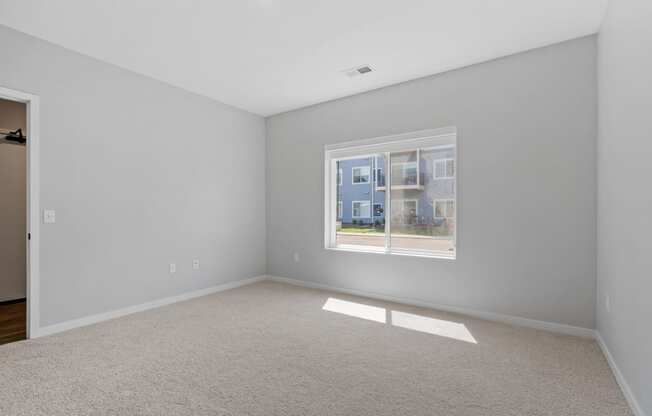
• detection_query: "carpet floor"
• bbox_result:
[0,281,632,416]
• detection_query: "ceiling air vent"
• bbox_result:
[342,65,373,78]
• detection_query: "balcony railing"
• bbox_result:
[376,172,425,190]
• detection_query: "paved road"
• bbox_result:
[336,233,454,252]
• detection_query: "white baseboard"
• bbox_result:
[595,333,646,416]
[266,275,596,338]
[33,275,267,338]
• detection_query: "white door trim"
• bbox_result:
[0,85,40,339]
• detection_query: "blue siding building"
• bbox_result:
[337,146,456,235]
[337,156,386,225]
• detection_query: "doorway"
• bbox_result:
[0,86,39,342]
[0,98,27,344]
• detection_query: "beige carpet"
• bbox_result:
[0,281,632,416]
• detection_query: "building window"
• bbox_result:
[391,161,418,186]
[434,158,455,179]
[352,201,371,218]
[338,168,343,186]
[391,199,418,218]
[374,167,383,183]
[373,203,384,217]
[352,166,371,184]
[325,127,457,259]
[434,199,455,218]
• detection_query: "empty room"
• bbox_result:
[0,1,649,415]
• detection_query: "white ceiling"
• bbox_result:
[0,0,607,116]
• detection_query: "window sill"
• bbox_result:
[325,246,456,260]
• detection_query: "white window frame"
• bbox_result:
[352,166,371,184]
[433,158,455,179]
[324,127,457,259]
[352,200,371,219]
[338,168,342,186]
[433,199,455,219]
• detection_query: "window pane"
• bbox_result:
[447,160,455,178]
[335,155,385,249]
[352,166,370,183]
[434,158,454,179]
[446,200,455,218]
[390,146,455,255]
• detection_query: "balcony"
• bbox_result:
[376,172,425,191]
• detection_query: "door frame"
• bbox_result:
[0,86,40,339]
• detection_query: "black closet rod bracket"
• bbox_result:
[0,128,27,144]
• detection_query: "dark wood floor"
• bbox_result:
[0,299,26,345]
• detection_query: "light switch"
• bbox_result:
[43,210,56,224]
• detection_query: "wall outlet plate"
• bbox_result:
[169,263,176,274]
[192,259,200,270]
[43,209,56,224]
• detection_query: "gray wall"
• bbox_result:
[267,36,597,329]
[597,0,652,413]
[0,99,26,302]
[0,26,266,327]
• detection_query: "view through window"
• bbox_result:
[327,129,456,258]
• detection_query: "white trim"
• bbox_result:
[0,86,40,339]
[384,152,391,251]
[596,333,647,416]
[351,200,371,219]
[351,165,371,184]
[326,127,456,156]
[324,158,337,249]
[33,275,267,338]
[266,275,596,338]
[326,246,454,260]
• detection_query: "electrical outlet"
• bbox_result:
[192,259,200,270]
[169,263,176,274]
[293,252,300,263]
[43,209,56,224]
[605,294,611,313]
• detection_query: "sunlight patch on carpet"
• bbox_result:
[322,297,387,323]
[323,297,477,343]
[390,310,477,343]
